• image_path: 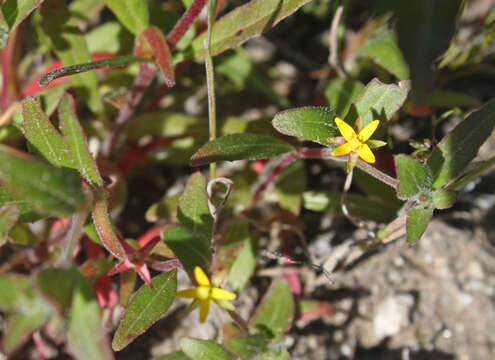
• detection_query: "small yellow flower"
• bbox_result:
[331,117,381,163]
[175,266,236,323]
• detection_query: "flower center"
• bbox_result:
[197,286,210,300]
[348,137,362,151]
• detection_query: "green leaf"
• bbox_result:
[103,0,149,35]
[386,0,463,101]
[228,225,258,292]
[395,155,433,200]
[39,55,150,86]
[35,267,81,314]
[347,78,410,127]
[67,268,113,360]
[40,0,103,113]
[164,173,212,273]
[180,338,235,360]
[1,0,43,46]
[175,0,312,62]
[3,305,49,354]
[428,98,495,189]
[359,30,409,80]
[190,134,295,167]
[216,49,289,107]
[22,97,73,168]
[406,203,434,244]
[8,223,38,245]
[250,280,294,337]
[0,274,33,311]
[58,93,103,187]
[0,204,19,245]
[432,189,457,209]
[0,145,84,217]
[145,192,181,222]
[156,351,190,360]
[273,159,306,214]
[227,335,266,358]
[0,186,41,222]
[302,191,398,223]
[136,27,175,87]
[87,21,133,55]
[426,89,481,108]
[325,78,364,118]
[112,270,177,351]
[272,106,338,146]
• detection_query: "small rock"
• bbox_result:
[373,294,414,340]
[466,261,484,280]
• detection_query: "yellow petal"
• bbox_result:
[332,143,352,156]
[211,287,237,300]
[357,144,375,163]
[199,300,210,323]
[194,266,210,286]
[335,117,357,141]
[175,288,198,298]
[358,120,380,142]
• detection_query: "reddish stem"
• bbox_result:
[167,0,208,51]
[252,152,299,204]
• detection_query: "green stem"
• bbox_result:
[205,0,218,180]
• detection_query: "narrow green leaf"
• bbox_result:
[395,155,433,200]
[103,0,149,35]
[58,93,103,187]
[0,145,84,217]
[406,203,434,244]
[0,204,19,245]
[190,134,295,167]
[22,97,72,168]
[112,270,177,351]
[302,191,397,223]
[325,79,364,118]
[164,173,212,273]
[67,269,113,360]
[228,227,258,292]
[39,55,150,86]
[250,280,294,337]
[428,98,495,189]
[180,338,235,360]
[387,0,463,101]
[0,186,41,222]
[175,0,312,62]
[359,30,409,80]
[137,27,175,87]
[272,106,338,146]
[347,78,410,127]
[40,0,103,113]
[1,0,43,42]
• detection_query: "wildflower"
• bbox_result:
[176,266,236,323]
[331,117,385,171]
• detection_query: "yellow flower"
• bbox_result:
[175,266,236,323]
[331,117,383,164]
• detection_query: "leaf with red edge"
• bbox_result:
[1,0,43,47]
[136,27,175,87]
[297,300,336,322]
[112,270,177,351]
[92,194,126,259]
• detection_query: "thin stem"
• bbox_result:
[59,188,94,267]
[328,5,347,78]
[296,147,399,189]
[205,0,218,180]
